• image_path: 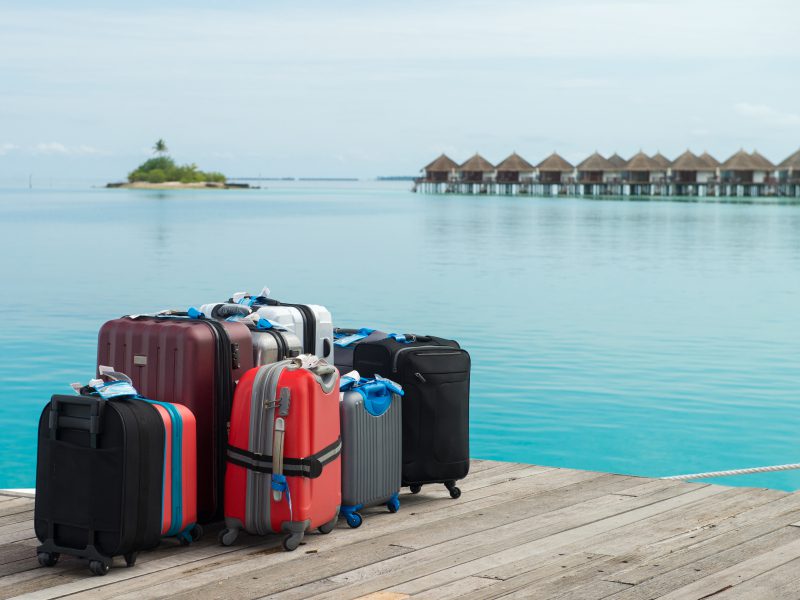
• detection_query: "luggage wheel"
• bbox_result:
[89,560,110,576]
[445,481,461,499]
[218,528,239,547]
[190,524,204,541]
[387,495,400,514]
[37,551,59,568]
[345,512,363,528]
[282,533,303,551]
[318,516,337,534]
[124,552,138,568]
[409,484,422,494]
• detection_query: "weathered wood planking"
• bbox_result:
[1,459,799,600]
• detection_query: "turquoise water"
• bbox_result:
[1,182,799,490]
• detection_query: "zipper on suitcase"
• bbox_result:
[391,346,464,373]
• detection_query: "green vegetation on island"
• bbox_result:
[126,139,226,184]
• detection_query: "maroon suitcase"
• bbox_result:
[97,314,254,522]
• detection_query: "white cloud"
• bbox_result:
[33,142,105,156]
[0,143,18,155]
[734,103,800,126]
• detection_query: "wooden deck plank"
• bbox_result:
[1,461,798,600]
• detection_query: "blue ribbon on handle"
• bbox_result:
[271,474,293,521]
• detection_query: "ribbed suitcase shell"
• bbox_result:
[223,360,341,548]
[97,316,253,522]
[340,388,401,509]
[251,329,302,365]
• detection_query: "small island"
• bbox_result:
[107,139,250,189]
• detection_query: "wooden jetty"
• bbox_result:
[414,148,800,198]
[3,459,800,599]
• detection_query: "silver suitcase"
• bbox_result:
[195,302,302,365]
[339,376,403,528]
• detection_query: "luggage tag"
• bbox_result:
[333,328,375,347]
[375,374,404,396]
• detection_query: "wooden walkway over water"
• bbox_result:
[3,459,800,599]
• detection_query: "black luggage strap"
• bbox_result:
[226,437,341,479]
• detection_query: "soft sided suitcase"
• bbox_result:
[339,373,402,528]
[34,386,199,576]
[221,355,341,551]
[198,303,303,365]
[333,328,388,375]
[351,335,470,498]
[97,312,253,522]
[228,289,334,362]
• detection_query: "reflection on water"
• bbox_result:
[1,183,800,490]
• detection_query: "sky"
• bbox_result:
[1,0,799,182]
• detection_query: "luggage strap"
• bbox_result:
[226,437,342,479]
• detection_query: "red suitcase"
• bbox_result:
[221,356,341,551]
[143,399,199,540]
[97,313,253,522]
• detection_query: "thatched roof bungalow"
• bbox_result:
[458,153,495,183]
[671,150,717,183]
[699,151,720,169]
[624,152,665,183]
[576,152,613,183]
[495,152,535,183]
[720,150,774,184]
[778,148,800,183]
[536,152,574,184]
[422,154,458,182]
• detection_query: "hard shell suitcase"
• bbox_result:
[339,374,402,528]
[34,390,199,576]
[221,356,341,551]
[197,303,302,365]
[227,289,334,362]
[350,335,470,498]
[333,328,388,375]
[97,313,254,522]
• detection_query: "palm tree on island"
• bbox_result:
[110,138,233,187]
[152,139,168,156]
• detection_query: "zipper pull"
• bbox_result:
[415,372,427,383]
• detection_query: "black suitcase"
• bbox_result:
[34,394,165,576]
[351,335,470,498]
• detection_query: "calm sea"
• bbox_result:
[1,181,799,490]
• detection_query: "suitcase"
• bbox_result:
[350,335,471,498]
[333,328,388,375]
[227,289,334,362]
[34,389,200,576]
[221,355,341,551]
[198,304,303,365]
[339,374,403,528]
[97,313,254,522]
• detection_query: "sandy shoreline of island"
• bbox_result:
[106,181,252,190]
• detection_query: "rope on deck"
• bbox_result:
[663,463,800,481]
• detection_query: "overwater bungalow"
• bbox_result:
[576,152,615,196]
[422,154,458,183]
[536,152,574,185]
[669,150,718,195]
[777,148,800,196]
[720,150,776,196]
[458,153,495,183]
[623,151,665,194]
[495,152,535,184]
